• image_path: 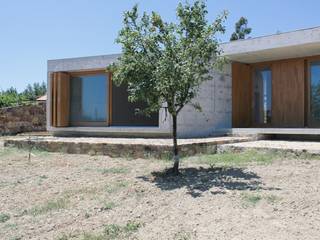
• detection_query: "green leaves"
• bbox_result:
[109,0,227,117]
[0,82,46,108]
[230,16,252,41]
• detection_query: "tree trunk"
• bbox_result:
[172,114,180,174]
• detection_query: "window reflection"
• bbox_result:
[310,62,320,121]
[70,74,108,123]
[253,68,272,125]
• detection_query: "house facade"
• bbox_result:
[47,26,320,138]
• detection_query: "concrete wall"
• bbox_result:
[48,54,232,138]
[0,102,46,136]
[177,65,232,138]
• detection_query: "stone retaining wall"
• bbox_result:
[3,136,253,159]
[4,138,218,159]
[0,102,46,136]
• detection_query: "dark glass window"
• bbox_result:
[310,62,320,121]
[70,74,108,123]
[253,68,272,124]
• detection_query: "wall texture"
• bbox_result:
[0,102,46,136]
[177,65,232,138]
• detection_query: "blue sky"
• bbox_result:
[0,0,319,91]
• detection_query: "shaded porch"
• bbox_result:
[223,27,320,130]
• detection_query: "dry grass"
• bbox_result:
[0,146,319,240]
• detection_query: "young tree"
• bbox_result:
[230,17,251,41]
[108,0,227,174]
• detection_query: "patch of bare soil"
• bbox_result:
[0,148,319,240]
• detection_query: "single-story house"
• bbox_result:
[47,26,320,138]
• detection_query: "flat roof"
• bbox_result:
[48,26,320,65]
[47,54,121,72]
[221,26,320,63]
[48,53,121,62]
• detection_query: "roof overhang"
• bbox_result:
[221,26,320,63]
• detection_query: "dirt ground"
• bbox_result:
[0,144,320,240]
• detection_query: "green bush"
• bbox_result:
[0,82,46,108]
[0,213,10,223]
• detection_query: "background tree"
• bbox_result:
[108,0,227,174]
[23,82,47,101]
[0,82,46,108]
[230,17,251,41]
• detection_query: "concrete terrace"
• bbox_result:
[219,140,320,155]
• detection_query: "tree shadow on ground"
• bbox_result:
[138,167,280,198]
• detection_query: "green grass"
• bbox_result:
[99,167,128,175]
[0,181,9,189]
[63,186,99,198]
[4,223,18,229]
[23,198,69,216]
[37,175,49,185]
[265,194,282,204]
[0,213,10,223]
[9,237,22,240]
[57,221,142,240]
[103,221,142,239]
[0,146,50,160]
[241,192,282,207]
[0,147,25,158]
[241,192,262,206]
[185,150,278,167]
[0,179,24,188]
[105,181,129,194]
[57,233,77,240]
[174,231,192,240]
[101,201,117,211]
[29,147,51,157]
[80,233,105,240]
[57,233,78,240]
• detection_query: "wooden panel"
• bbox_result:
[56,72,70,127]
[271,59,305,127]
[232,62,252,127]
[51,72,70,127]
[51,73,57,127]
